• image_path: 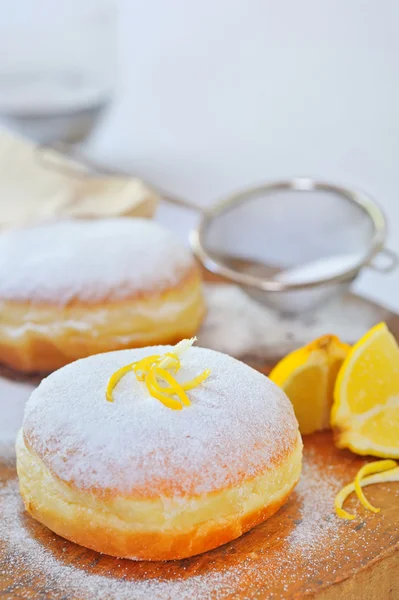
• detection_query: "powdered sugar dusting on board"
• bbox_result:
[199,283,386,358]
[23,346,298,497]
[0,218,195,304]
[0,377,34,459]
[1,439,397,600]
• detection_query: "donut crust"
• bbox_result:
[17,345,302,560]
[17,431,302,561]
[0,266,205,374]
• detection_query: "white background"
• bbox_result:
[87,0,399,311]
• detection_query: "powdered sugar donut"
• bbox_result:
[16,345,302,560]
[0,218,204,373]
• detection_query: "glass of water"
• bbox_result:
[0,0,117,143]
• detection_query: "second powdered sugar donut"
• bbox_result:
[0,218,205,373]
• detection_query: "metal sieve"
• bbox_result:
[189,178,397,314]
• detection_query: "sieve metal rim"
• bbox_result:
[190,177,388,292]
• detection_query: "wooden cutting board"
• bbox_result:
[1,274,399,599]
[1,433,398,600]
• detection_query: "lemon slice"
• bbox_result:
[269,335,350,434]
[332,322,399,458]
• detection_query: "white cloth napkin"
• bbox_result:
[0,128,159,229]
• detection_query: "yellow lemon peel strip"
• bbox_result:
[152,367,191,407]
[145,371,183,411]
[133,355,161,381]
[106,338,210,409]
[181,369,211,391]
[335,461,399,520]
[354,459,397,513]
[159,369,211,393]
[335,483,357,520]
[106,363,136,402]
[162,353,181,373]
[158,338,197,369]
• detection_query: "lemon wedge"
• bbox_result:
[269,334,350,434]
[332,322,399,458]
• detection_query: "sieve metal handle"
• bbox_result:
[366,247,398,273]
[159,194,206,215]
[36,143,207,215]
